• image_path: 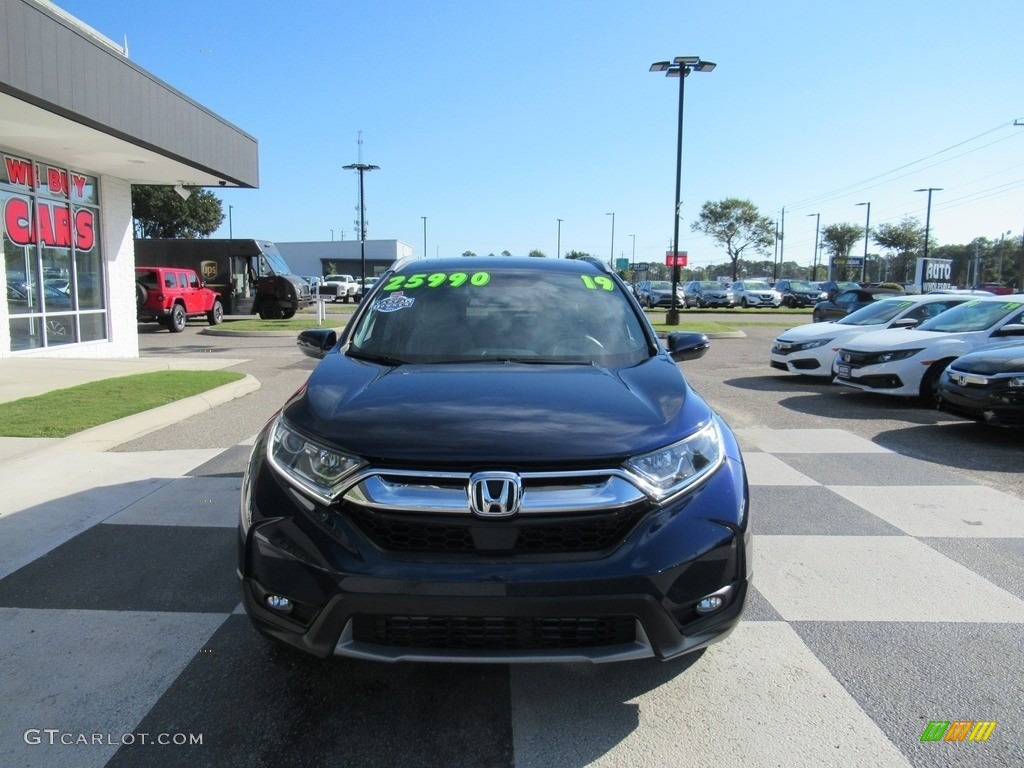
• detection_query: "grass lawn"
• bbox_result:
[218,317,349,332]
[0,370,246,438]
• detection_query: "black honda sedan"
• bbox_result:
[938,342,1024,427]
[238,256,750,663]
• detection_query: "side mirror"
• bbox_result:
[993,323,1024,337]
[890,317,920,329]
[666,331,710,362]
[297,328,337,359]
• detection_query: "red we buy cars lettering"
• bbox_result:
[4,157,87,197]
[3,197,95,251]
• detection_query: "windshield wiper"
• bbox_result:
[346,347,407,366]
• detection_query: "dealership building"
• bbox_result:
[1,0,258,359]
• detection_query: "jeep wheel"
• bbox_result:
[169,304,187,333]
[281,309,296,319]
[207,301,224,326]
[258,301,284,320]
[135,283,147,309]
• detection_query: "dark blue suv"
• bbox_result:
[238,257,750,663]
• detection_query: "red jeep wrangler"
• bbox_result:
[136,266,224,332]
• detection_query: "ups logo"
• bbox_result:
[200,261,218,281]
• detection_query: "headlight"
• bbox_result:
[870,348,923,364]
[1009,377,1024,388]
[266,417,365,502]
[623,420,724,500]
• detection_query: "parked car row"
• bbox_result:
[771,295,1024,426]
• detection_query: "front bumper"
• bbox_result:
[769,347,832,376]
[238,446,751,663]
[832,358,921,396]
[938,381,1024,427]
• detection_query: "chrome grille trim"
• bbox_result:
[343,470,647,515]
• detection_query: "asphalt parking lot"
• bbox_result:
[679,316,1024,499]
[1,316,1021,768]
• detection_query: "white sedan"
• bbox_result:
[770,294,970,378]
[833,296,1024,401]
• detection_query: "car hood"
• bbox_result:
[776,322,877,343]
[283,353,710,465]
[842,328,980,352]
[949,343,1024,375]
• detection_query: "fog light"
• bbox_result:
[695,585,732,615]
[265,595,293,613]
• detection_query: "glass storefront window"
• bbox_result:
[3,150,105,351]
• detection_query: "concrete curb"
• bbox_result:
[3,374,261,459]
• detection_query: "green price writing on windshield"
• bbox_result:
[383,272,491,291]
[580,275,615,291]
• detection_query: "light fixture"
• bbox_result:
[173,184,191,200]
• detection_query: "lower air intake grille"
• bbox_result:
[352,615,636,650]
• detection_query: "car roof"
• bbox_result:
[390,255,615,276]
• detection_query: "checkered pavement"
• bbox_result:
[0,429,1020,768]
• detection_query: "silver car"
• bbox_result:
[732,280,781,308]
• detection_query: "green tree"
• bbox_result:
[820,223,864,281]
[690,198,775,280]
[873,216,924,283]
[131,185,224,238]
[564,251,591,260]
[527,249,546,258]
[501,250,512,257]
[461,250,477,257]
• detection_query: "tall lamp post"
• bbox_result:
[855,202,870,282]
[650,55,716,325]
[228,205,233,239]
[421,216,427,259]
[629,234,636,266]
[807,213,820,281]
[606,212,615,269]
[343,162,380,289]
[557,218,562,259]
[914,187,942,261]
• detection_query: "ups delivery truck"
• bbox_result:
[133,238,312,319]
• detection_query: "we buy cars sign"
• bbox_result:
[665,251,688,267]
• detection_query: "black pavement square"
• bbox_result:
[773,453,975,487]
[792,621,1024,768]
[751,485,904,536]
[106,615,515,768]
[0,525,238,613]
[187,444,252,478]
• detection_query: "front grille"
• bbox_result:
[352,614,636,650]
[346,507,645,554]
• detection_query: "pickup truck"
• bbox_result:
[321,274,359,303]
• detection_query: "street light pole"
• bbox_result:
[807,213,820,281]
[606,213,615,270]
[421,216,427,259]
[228,205,233,239]
[343,162,380,290]
[630,234,636,266]
[855,202,870,282]
[914,187,942,261]
[650,55,715,325]
[557,218,562,259]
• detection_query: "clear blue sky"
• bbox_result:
[57,0,1024,271]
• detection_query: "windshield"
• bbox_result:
[837,298,916,327]
[349,267,651,366]
[697,281,723,289]
[650,281,671,290]
[918,300,1024,333]
[259,243,293,275]
[745,282,771,290]
[786,281,814,291]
